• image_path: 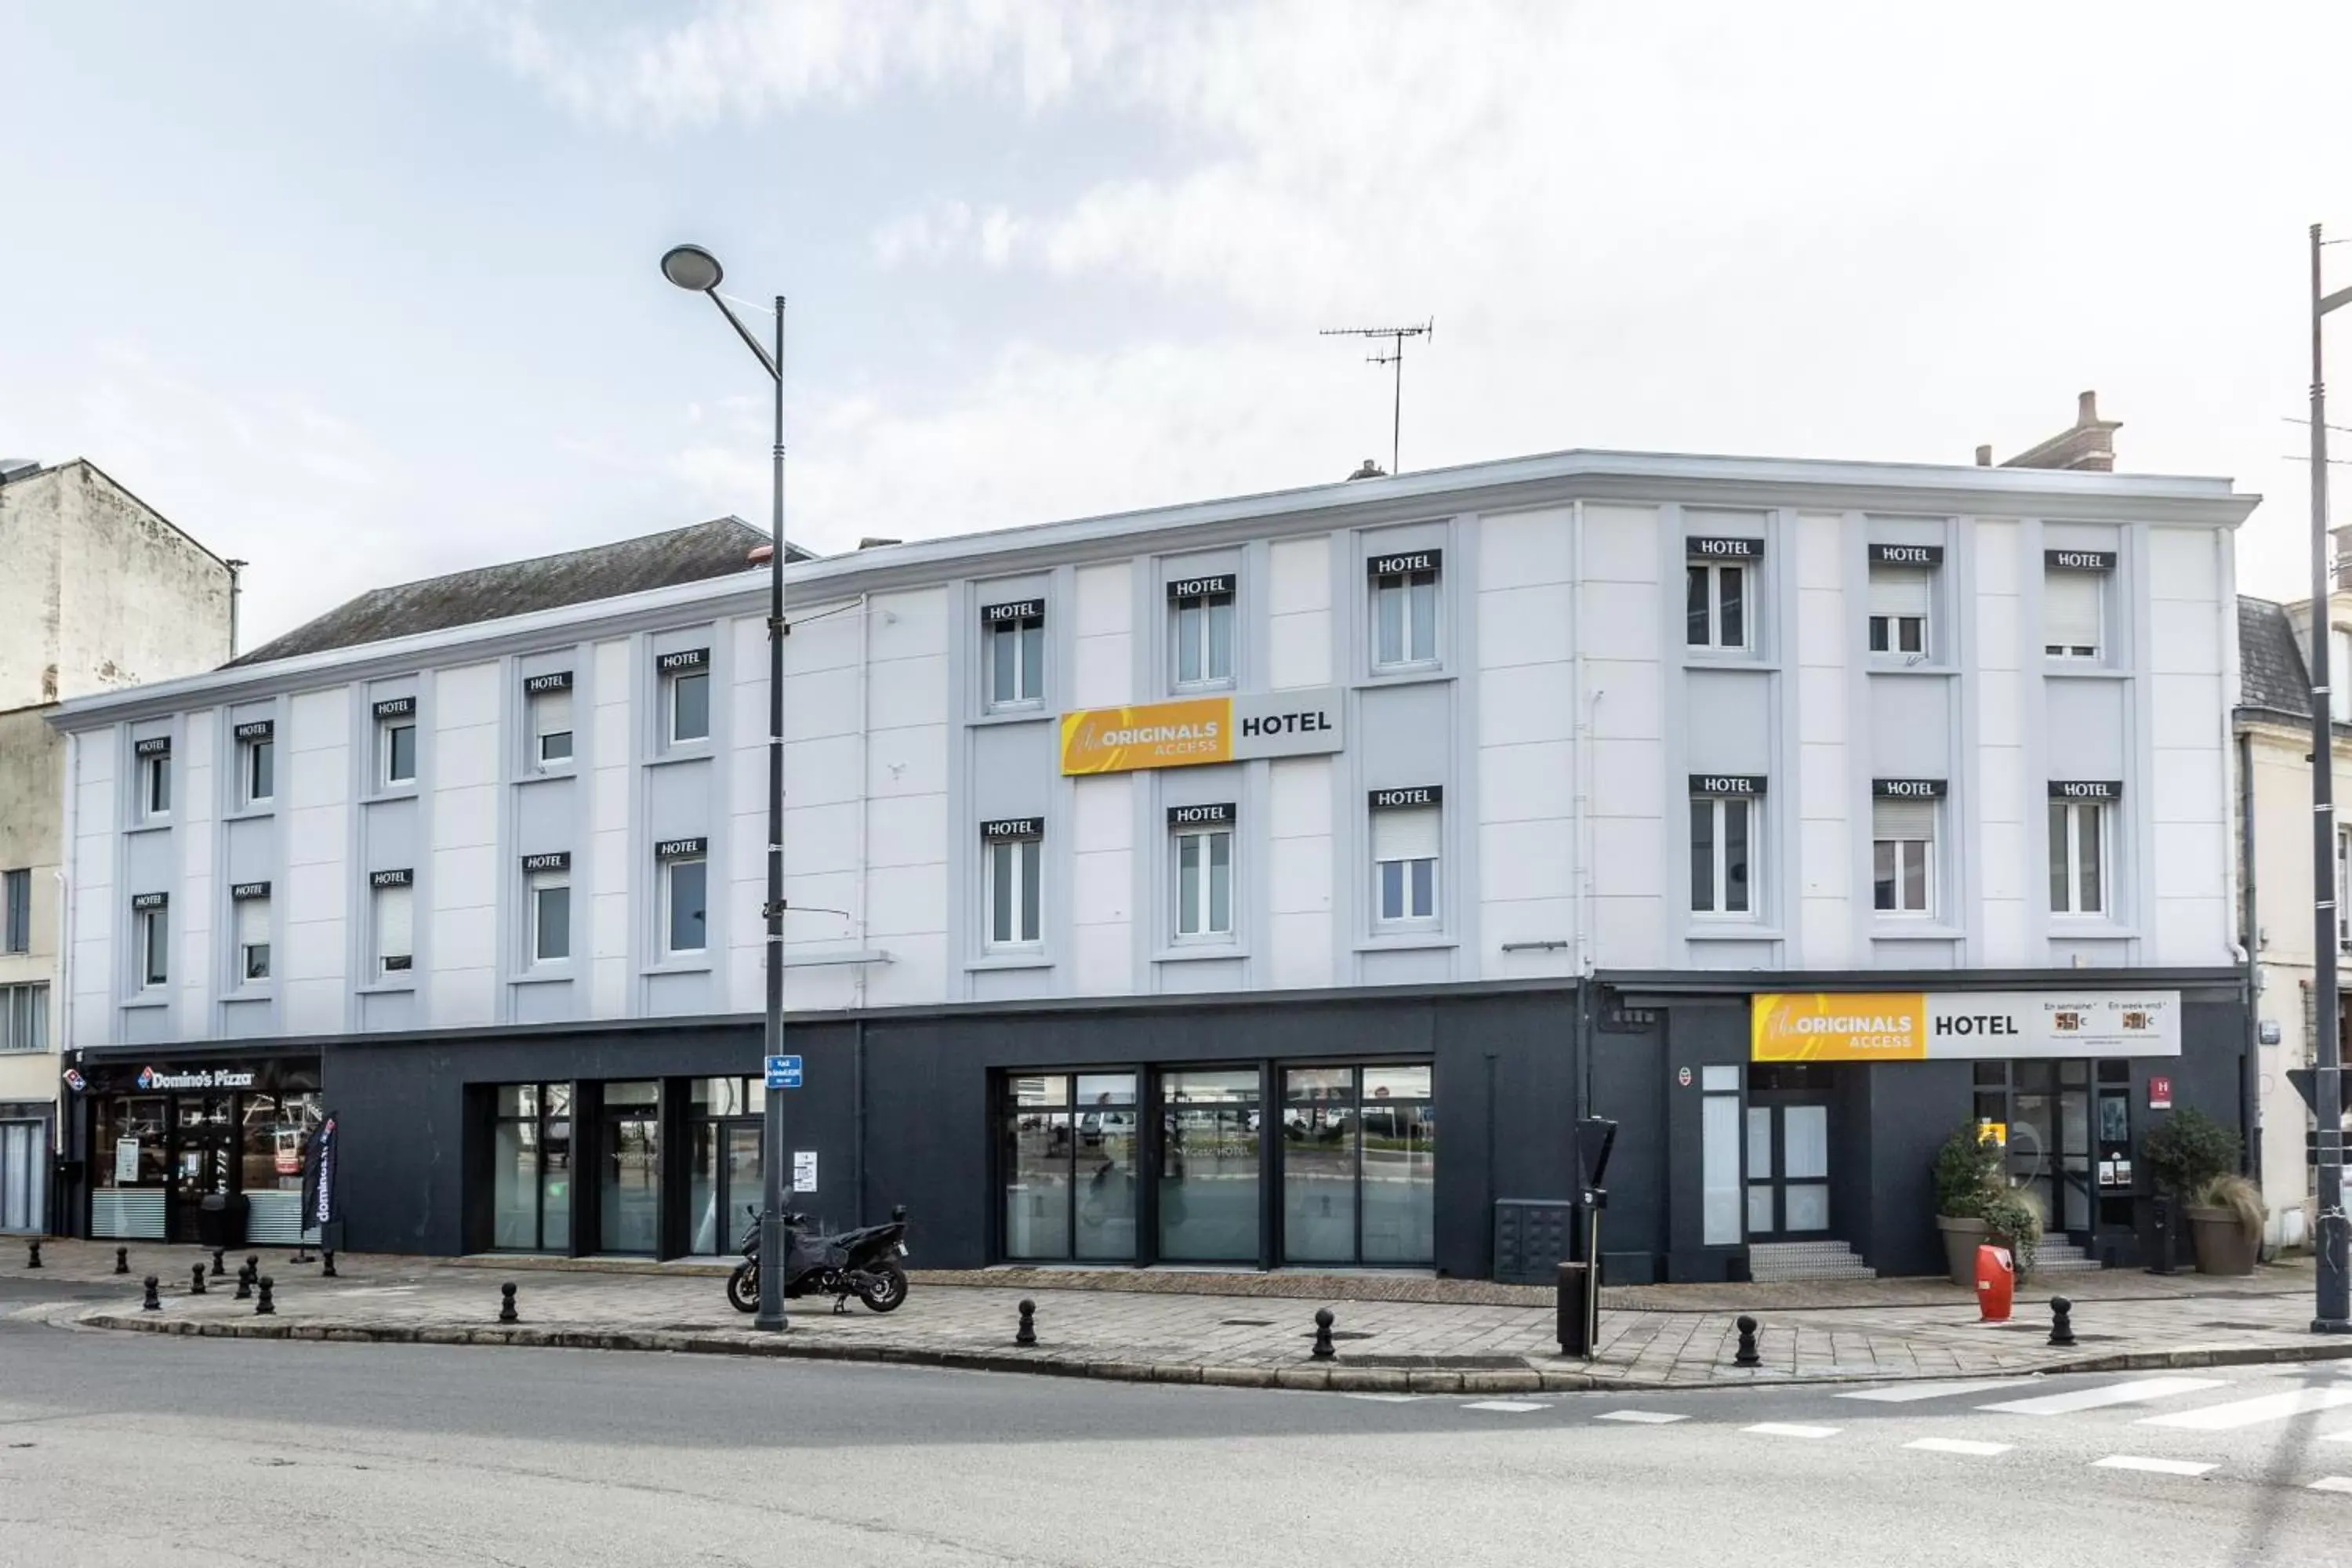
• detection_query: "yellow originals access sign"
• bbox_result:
[1751,993,1926,1062]
[1058,688,1345,776]
[1751,989,2185,1062]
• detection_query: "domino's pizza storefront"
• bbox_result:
[68,1049,323,1247]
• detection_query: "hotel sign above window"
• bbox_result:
[1751,990,2181,1062]
[1060,687,1344,775]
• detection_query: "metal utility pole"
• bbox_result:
[2310,221,2352,1334]
[1319,320,1432,474]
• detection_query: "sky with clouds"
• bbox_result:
[4,1,2350,647]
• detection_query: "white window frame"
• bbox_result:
[1690,794,1756,916]
[985,615,1046,710]
[530,870,572,964]
[1371,808,1441,928]
[1871,800,1937,918]
[0,982,47,1053]
[2,868,27,954]
[666,670,711,746]
[136,907,169,989]
[2042,569,2104,659]
[984,835,1044,949]
[241,735,274,805]
[235,897,271,985]
[1171,587,1236,691]
[2051,800,2111,919]
[1865,564,1933,660]
[532,688,575,768]
[662,856,708,956]
[1370,568,1440,672]
[1686,561,1750,652]
[143,753,172,818]
[2333,629,2352,726]
[1172,826,1235,940]
[380,720,418,787]
[372,883,414,976]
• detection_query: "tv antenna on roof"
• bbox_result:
[1319,319,1433,476]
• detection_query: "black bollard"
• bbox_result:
[321,1250,337,1279]
[1311,1307,1337,1360]
[140,1275,160,1312]
[1015,1298,1036,1347]
[210,1249,225,1279]
[245,1255,260,1289]
[190,1264,206,1297]
[24,1239,38,1269]
[114,1247,129,1276]
[2049,1295,2076,1348]
[234,1265,252,1301]
[1733,1314,1761,1367]
[256,1276,275,1316]
[499,1282,518,1324]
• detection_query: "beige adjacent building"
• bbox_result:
[0,458,234,1232]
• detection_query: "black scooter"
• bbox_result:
[728,1202,912,1315]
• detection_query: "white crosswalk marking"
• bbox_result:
[1838,1379,2027,1404]
[2310,1476,2352,1494]
[1461,1400,1546,1413]
[2093,1456,2215,1477]
[2140,1386,2352,1431]
[1904,1438,2013,1457]
[1979,1377,2226,1416]
[1595,1410,1689,1425]
[1744,1422,1839,1439]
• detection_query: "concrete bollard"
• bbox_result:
[256,1276,275,1316]
[499,1282,518,1324]
[2049,1295,2076,1347]
[1733,1314,1762,1367]
[24,1239,38,1269]
[1015,1298,1036,1347]
[190,1264,206,1297]
[1311,1307,1337,1360]
[114,1247,129,1276]
[140,1275,160,1312]
[210,1249,225,1279]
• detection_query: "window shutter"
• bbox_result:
[539,689,572,731]
[1872,797,1937,840]
[1867,568,1932,619]
[1372,806,1441,861]
[236,898,268,948]
[2044,572,2102,648]
[378,886,414,956]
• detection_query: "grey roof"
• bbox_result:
[232,518,804,666]
[2239,594,2312,720]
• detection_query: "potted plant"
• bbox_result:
[2143,1107,2252,1276]
[1980,1185,2042,1283]
[1932,1123,2002,1286]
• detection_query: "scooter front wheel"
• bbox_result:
[726,1261,760,1315]
[857,1264,909,1313]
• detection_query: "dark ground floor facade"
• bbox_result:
[49,967,2252,1283]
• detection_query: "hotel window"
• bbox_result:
[1370,789,1441,927]
[2,869,26,953]
[983,820,1044,949]
[2339,825,2352,950]
[1369,549,1440,672]
[659,651,711,745]
[241,732,274,805]
[376,701,418,786]
[529,677,575,766]
[0,982,45,1052]
[372,875,414,975]
[530,865,572,964]
[1689,779,1759,916]
[1169,574,1236,690]
[984,599,1046,710]
[134,899,169,988]
[1866,544,1940,659]
[659,845,708,956]
[2334,630,2352,725]
[1170,804,1235,940]
[234,892,270,982]
[1871,786,1940,916]
[2042,550,2111,659]
[136,742,172,818]
[2049,797,2110,918]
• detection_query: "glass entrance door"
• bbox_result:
[1159,1069,1261,1263]
[598,1082,660,1255]
[2000,1061,2092,1240]
[1745,1097,1831,1239]
[1279,1064,1435,1265]
[170,1096,234,1243]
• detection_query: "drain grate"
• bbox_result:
[2197,1320,2284,1334]
[1219,1319,1276,1327]
[1303,1329,1375,1341]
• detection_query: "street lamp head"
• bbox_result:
[660,244,724,293]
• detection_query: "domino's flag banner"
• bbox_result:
[301,1112,341,1241]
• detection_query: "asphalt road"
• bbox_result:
[9,1295,2352,1567]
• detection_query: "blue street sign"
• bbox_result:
[765,1054,803,1090]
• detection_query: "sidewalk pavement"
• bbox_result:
[19,1239,2345,1394]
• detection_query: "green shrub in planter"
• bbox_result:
[1980,1187,2042,1281]
[2143,1108,2241,1200]
[1933,1123,2002,1218]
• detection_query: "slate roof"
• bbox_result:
[2238,594,2312,721]
[231,518,805,666]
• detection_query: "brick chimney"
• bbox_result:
[1984,390,2121,473]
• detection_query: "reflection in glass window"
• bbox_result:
[1001,1071,1137,1261]
[1373,568,1439,669]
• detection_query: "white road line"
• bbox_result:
[1342,1393,1422,1403]
[1461,1400,1548,1413]
[2093,1456,2216,1477]
[1838,1379,2027,1404]
[2310,1476,2352,1494]
[1595,1410,1690,1425]
[1904,1438,2013,1457]
[2140,1387,2352,1431]
[1744,1422,1840,1439]
[1979,1377,2227,1417]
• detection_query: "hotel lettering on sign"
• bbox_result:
[1751,991,2182,1062]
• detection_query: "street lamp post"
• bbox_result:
[2310,222,2352,1335]
[662,243,791,1333]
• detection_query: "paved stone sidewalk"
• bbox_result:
[19,1239,2351,1392]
